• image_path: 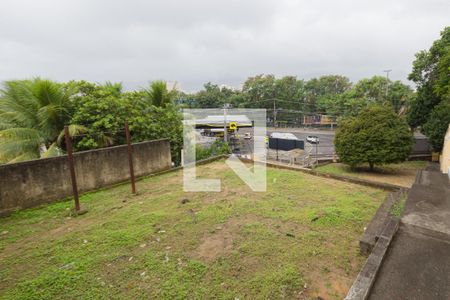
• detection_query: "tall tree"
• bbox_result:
[388,80,414,114]
[0,79,84,163]
[407,27,450,130]
[69,81,130,150]
[144,80,176,107]
[305,75,352,114]
[422,101,450,152]
[190,82,239,108]
[103,81,123,97]
[352,76,389,103]
[330,76,413,116]
[242,74,277,109]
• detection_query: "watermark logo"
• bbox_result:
[182,109,266,192]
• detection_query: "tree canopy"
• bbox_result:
[180,74,413,121]
[0,79,85,163]
[0,79,183,165]
[407,26,449,151]
[144,80,177,107]
[422,101,450,152]
[67,80,183,164]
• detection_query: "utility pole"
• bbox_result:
[64,126,80,213]
[273,99,276,128]
[223,103,228,142]
[315,141,318,167]
[125,121,136,194]
[383,69,392,98]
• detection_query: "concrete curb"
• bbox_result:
[262,160,406,191]
[345,218,399,300]
[142,154,229,178]
[359,190,406,255]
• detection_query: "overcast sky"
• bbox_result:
[0,0,448,91]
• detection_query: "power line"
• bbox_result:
[266,108,337,116]
[240,98,323,106]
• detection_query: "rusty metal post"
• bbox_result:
[64,125,80,211]
[276,138,279,161]
[125,121,136,194]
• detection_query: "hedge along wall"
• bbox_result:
[0,139,171,216]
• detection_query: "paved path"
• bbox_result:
[369,164,450,299]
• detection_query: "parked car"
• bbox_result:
[306,135,319,144]
[244,132,252,139]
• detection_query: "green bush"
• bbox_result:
[69,82,129,150]
[67,81,183,165]
[127,98,183,165]
[335,105,413,170]
[422,101,450,152]
[196,140,231,161]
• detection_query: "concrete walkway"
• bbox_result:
[369,164,450,299]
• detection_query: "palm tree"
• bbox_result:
[143,80,176,107]
[0,78,84,163]
[103,81,123,97]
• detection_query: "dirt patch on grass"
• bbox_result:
[195,231,234,262]
[191,215,309,263]
[0,216,95,261]
[200,187,244,205]
[317,162,425,188]
[302,266,357,300]
[350,168,419,187]
[191,218,242,262]
[0,215,98,293]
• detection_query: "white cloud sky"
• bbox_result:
[0,0,448,91]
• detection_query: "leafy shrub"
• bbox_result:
[422,101,450,152]
[335,105,413,170]
[67,81,183,165]
[196,139,231,161]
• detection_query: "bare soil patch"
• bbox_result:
[317,161,426,188]
[191,218,242,262]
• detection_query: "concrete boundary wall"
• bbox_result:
[0,139,171,215]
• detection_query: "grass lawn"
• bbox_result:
[316,161,427,188]
[0,160,386,299]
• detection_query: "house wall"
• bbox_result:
[0,139,171,215]
[440,124,450,174]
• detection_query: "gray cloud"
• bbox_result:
[0,0,448,91]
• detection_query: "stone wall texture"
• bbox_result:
[0,139,171,215]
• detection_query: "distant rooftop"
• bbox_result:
[269,132,299,140]
[193,115,253,128]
